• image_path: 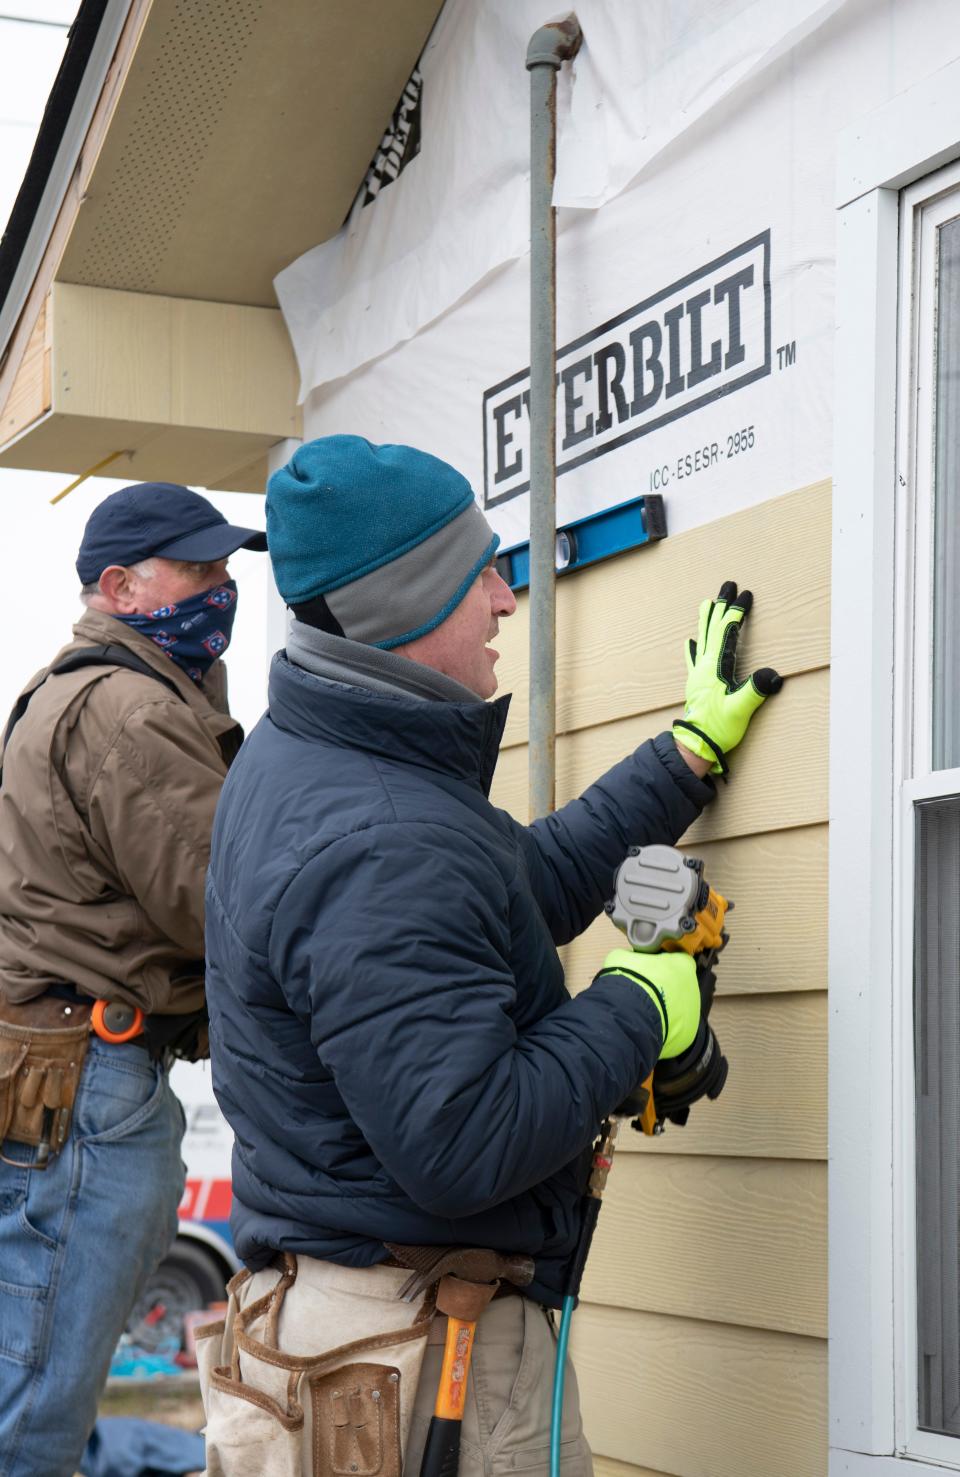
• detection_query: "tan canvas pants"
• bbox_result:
[197,1255,593,1476]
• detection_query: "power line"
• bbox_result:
[0,13,71,28]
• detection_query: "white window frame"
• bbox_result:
[831,57,960,1477]
[894,162,960,1470]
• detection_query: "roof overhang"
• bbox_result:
[0,282,300,490]
[0,0,444,490]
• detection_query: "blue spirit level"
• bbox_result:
[495,494,666,592]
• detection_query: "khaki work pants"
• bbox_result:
[197,1255,593,1476]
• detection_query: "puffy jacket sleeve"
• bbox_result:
[85,697,227,955]
[512,732,714,946]
[268,821,664,1219]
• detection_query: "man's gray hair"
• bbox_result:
[79,558,157,606]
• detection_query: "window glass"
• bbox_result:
[915,795,960,1434]
[932,216,960,770]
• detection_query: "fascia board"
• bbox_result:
[0,0,132,362]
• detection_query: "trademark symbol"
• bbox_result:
[777,341,797,369]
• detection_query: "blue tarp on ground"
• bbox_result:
[79,1418,205,1477]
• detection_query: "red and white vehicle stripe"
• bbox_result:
[178,1177,232,1221]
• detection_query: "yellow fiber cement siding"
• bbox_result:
[489,482,830,1477]
[595,1463,674,1477]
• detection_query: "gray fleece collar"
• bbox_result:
[286,620,480,704]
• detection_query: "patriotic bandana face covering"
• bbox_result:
[115,580,239,683]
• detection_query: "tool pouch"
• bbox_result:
[0,994,92,1166]
[196,1254,435,1477]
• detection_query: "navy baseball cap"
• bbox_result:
[76,482,267,584]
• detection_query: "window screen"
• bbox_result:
[932,215,960,770]
[916,795,960,1434]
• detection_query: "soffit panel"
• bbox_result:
[57,0,443,307]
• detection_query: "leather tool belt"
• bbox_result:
[196,1246,537,1476]
[0,993,92,1170]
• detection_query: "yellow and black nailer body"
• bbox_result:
[606,843,730,1134]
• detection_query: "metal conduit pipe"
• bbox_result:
[525,15,581,821]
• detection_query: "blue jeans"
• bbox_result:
[0,1037,186,1477]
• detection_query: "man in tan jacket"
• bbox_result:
[0,481,265,1477]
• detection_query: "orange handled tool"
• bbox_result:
[91,999,145,1044]
[419,1278,497,1477]
[419,1315,477,1476]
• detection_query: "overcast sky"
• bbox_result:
[0,6,272,731]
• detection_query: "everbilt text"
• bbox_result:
[482,232,771,508]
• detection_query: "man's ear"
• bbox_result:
[97,565,138,613]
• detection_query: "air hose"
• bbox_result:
[549,1295,575,1477]
[549,1128,617,1476]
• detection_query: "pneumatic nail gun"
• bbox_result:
[605,844,730,1134]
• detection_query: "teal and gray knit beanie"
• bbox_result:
[266,436,499,649]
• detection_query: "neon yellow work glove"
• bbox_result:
[596,948,701,1059]
[673,580,783,776]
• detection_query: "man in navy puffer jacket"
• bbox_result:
[202,436,778,1476]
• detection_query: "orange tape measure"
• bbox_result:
[91,999,145,1044]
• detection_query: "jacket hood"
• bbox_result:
[268,650,510,796]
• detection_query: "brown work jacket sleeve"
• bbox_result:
[84,695,228,958]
